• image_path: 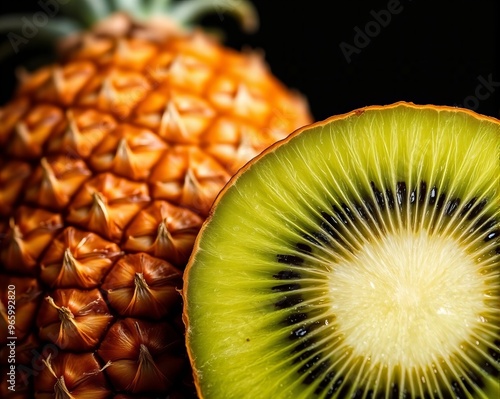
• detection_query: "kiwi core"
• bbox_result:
[329,228,485,369]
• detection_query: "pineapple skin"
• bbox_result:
[0,15,312,398]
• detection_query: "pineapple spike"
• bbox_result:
[8,217,23,241]
[138,343,156,367]
[160,100,188,139]
[127,343,168,392]
[88,191,112,237]
[100,76,115,105]
[157,219,174,249]
[14,121,31,147]
[59,248,88,287]
[40,158,64,204]
[42,352,111,398]
[42,354,75,399]
[234,83,253,111]
[116,38,130,59]
[128,272,154,312]
[45,296,75,321]
[232,126,256,169]
[62,247,76,268]
[184,167,202,195]
[51,67,65,97]
[133,272,151,296]
[134,272,149,288]
[3,219,36,271]
[115,138,135,173]
[65,110,84,153]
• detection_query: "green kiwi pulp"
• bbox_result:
[183,102,500,399]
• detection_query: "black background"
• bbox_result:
[1,0,498,122]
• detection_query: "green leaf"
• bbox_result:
[59,0,113,26]
[169,0,259,32]
[147,0,174,14]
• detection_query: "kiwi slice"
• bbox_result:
[183,102,500,399]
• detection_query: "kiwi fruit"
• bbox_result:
[183,102,499,399]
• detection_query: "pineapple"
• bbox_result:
[0,1,312,397]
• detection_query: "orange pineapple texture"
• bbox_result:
[0,13,312,398]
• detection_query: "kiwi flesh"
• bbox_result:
[183,102,500,399]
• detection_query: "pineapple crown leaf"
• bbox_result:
[57,0,114,27]
[0,15,82,37]
[0,15,82,61]
[167,0,259,33]
[0,0,258,62]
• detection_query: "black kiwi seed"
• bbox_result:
[389,383,399,399]
[297,354,322,373]
[481,360,498,377]
[445,198,460,216]
[273,270,301,280]
[451,380,467,399]
[355,202,370,221]
[485,230,499,242]
[337,378,352,398]
[385,188,395,210]
[468,199,488,220]
[315,370,336,395]
[436,192,446,210]
[409,186,417,204]
[370,181,385,209]
[342,203,356,222]
[333,205,349,225]
[283,312,308,325]
[305,361,332,386]
[304,231,329,245]
[465,369,485,389]
[329,376,345,397]
[276,254,304,266]
[459,197,477,217]
[458,375,474,395]
[291,339,313,355]
[490,340,500,361]
[272,283,301,292]
[275,294,304,309]
[428,185,438,205]
[290,325,310,339]
[396,181,407,207]
[363,197,377,218]
[418,181,427,203]
[321,211,342,241]
[296,243,312,253]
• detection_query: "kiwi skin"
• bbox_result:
[182,101,500,399]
